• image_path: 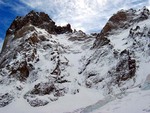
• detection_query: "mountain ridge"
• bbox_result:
[0,6,150,113]
[1,10,72,53]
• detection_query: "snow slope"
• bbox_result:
[0,26,103,113]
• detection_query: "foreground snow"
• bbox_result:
[92,89,150,113]
[1,86,150,113]
[0,87,104,113]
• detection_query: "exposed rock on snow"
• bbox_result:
[0,93,14,107]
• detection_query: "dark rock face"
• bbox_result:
[51,60,61,76]
[55,24,72,34]
[116,50,136,82]
[6,10,72,35]
[24,82,68,107]
[0,93,14,107]
[102,11,127,36]
[6,10,55,36]
[10,61,29,81]
[93,35,110,48]
[30,83,55,95]
[27,81,68,97]
[108,49,136,86]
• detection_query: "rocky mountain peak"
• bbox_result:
[2,10,72,52]
[6,10,73,36]
[93,6,150,48]
[26,10,52,22]
[6,10,55,36]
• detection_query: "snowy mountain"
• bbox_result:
[0,7,150,113]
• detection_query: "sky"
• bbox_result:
[0,0,150,51]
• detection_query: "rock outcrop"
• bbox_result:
[2,10,72,52]
[93,7,150,48]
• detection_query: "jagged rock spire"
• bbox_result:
[2,10,72,52]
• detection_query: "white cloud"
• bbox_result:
[18,0,149,33]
